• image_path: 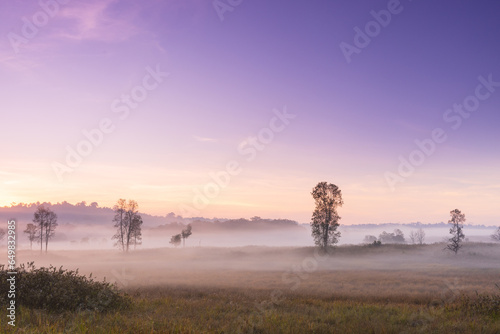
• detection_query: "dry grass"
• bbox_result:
[1,242,498,333]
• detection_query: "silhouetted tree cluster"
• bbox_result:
[112,199,143,252]
[378,229,405,244]
[32,205,58,253]
[169,234,181,247]
[446,209,466,254]
[169,224,193,247]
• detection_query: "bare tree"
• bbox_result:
[33,205,58,253]
[415,228,425,245]
[0,228,5,241]
[409,230,416,244]
[409,228,426,245]
[24,224,38,250]
[491,226,500,242]
[112,199,143,252]
[446,209,465,255]
[310,182,343,249]
[181,224,192,247]
[170,234,181,247]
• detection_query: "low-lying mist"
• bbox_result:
[10,242,500,301]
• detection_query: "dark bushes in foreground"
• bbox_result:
[0,262,130,312]
[459,285,500,318]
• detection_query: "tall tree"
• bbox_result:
[112,199,127,251]
[24,224,38,250]
[124,200,142,252]
[310,182,343,249]
[32,205,57,253]
[112,199,143,252]
[44,210,58,253]
[131,215,143,250]
[181,224,192,247]
[446,209,466,255]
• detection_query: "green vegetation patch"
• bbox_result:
[0,262,131,312]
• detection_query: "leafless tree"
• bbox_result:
[0,228,5,241]
[416,228,425,245]
[409,228,426,245]
[446,209,465,255]
[491,226,500,242]
[24,223,38,250]
[310,182,343,249]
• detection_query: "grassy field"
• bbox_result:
[1,243,499,333]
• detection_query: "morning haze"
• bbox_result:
[1,0,499,332]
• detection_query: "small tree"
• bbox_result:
[24,223,38,250]
[363,235,377,244]
[181,224,192,247]
[491,226,500,242]
[170,234,181,247]
[416,228,425,245]
[310,182,343,249]
[0,228,5,241]
[446,209,465,254]
[409,228,425,245]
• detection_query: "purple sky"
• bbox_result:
[1,0,499,225]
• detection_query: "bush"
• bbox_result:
[0,262,131,312]
[459,285,500,318]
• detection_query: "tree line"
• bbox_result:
[0,194,498,253]
[308,182,498,255]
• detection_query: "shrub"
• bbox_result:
[0,262,131,312]
[459,285,500,318]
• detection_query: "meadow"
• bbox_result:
[1,243,499,333]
